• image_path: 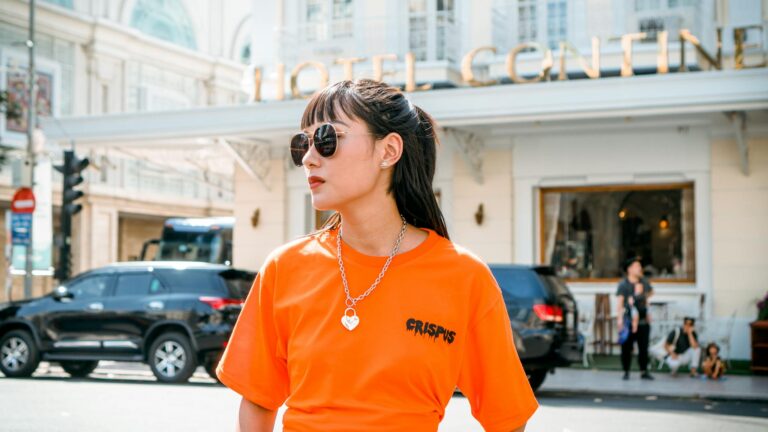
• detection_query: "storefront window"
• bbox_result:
[540,184,695,281]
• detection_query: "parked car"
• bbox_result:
[0,262,255,383]
[488,264,583,392]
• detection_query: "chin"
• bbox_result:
[309,193,338,212]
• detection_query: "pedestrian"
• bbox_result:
[665,317,701,377]
[702,342,726,380]
[216,79,538,431]
[616,257,654,380]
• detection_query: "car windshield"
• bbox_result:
[157,230,223,263]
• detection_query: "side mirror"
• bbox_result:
[53,285,74,301]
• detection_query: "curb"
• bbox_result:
[537,387,768,403]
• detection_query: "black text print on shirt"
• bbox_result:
[406,318,456,344]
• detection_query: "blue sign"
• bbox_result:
[11,213,32,246]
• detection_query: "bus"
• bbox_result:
[140,217,234,265]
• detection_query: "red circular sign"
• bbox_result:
[11,187,36,213]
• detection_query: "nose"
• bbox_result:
[302,140,320,168]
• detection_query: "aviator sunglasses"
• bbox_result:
[290,123,373,167]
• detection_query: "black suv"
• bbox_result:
[489,265,583,392]
[0,262,254,383]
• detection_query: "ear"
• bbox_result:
[377,132,404,168]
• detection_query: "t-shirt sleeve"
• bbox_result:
[216,258,289,410]
[615,281,627,297]
[456,280,539,432]
[666,330,675,345]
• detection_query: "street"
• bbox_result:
[0,363,766,432]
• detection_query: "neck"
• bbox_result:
[338,197,406,257]
[628,274,640,283]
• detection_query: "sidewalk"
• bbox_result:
[540,368,768,402]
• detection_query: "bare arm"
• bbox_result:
[616,295,625,330]
[237,398,277,432]
[688,330,699,349]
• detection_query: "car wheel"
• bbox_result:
[527,369,548,392]
[0,330,41,378]
[148,332,196,383]
[60,360,99,377]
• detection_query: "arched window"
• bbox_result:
[130,0,197,50]
[240,43,251,64]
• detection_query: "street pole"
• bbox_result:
[23,0,36,299]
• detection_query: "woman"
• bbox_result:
[216,79,538,431]
[616,257,654,381]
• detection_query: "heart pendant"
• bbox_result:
[341,308,360,331]
[341,314,359,331]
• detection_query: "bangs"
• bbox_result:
[300,81,365,130]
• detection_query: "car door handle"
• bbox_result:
[146,301,164,310]
[87,302,104,312]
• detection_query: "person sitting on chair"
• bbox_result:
[665,317,700,377]
[702,342,726,380]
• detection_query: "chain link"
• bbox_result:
[337,215,407,309]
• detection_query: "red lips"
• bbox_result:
[308,176,325,189]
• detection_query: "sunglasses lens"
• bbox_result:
[290,133,309,166]
[314,124,337,158]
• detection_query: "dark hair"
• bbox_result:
[624,256,642,272]
[300,79,449,239]
[683,316,696,325]
[706,342,720,355]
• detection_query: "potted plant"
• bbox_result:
[751,292,768,373]
[758,292,768,321]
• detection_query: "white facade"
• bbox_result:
[40,0,768,361]
[0,0,253,299]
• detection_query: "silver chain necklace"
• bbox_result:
[337,215,407,331]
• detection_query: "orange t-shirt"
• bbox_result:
[217,228,538,431]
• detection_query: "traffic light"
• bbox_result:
[54,150,89,281]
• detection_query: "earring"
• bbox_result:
[380,161,389,168]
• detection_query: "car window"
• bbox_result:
[490,267,547,300]
[149,277,167,295]
[114,273,155,297]
[66,275,111,300]
[218,270,256,299]
[155,269,223,296]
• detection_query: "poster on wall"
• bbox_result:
[0,49,60,148]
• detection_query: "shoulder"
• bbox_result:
[429,237,496,280]
[616,278,630,294]
[261,230,332,270]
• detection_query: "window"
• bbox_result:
[517,0,537,43]
[240,43,251,65]
[304,0,354,42]
[635,0,661,11]
[546,0,567,50]
[155,269,221,296]
[66,275,111,300]
[409,0,457,62]
[409,0,429,61]
[130,0,197,50]
[639,17,665,41]
[540,184,695,281]
[42,0,73,9]
[114,273,162,297]
[218,270,256,299]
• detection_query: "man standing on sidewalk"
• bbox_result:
[665,317,701,377]
[616,257,654,381]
